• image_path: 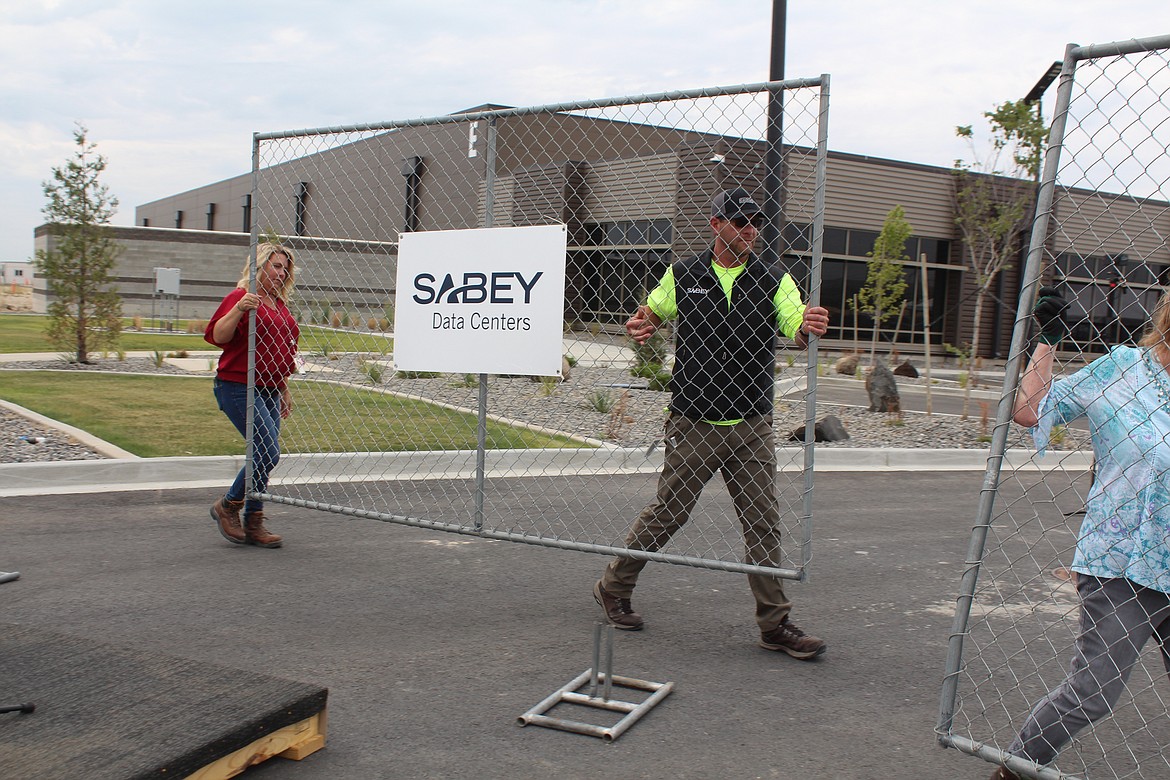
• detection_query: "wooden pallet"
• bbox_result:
[1,623,329,780]
[186,709,327,779]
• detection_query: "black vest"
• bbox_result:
[670,251,783,421]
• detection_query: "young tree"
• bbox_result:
[35,125,123,363]
[857,205,912,365]
[953,99,1047,417]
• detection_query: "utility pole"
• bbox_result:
[760,0,787,269]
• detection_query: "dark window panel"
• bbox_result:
[848,230,877,258]
[823,227,847,255]
[605,223,626,246]
[649,219,673,245]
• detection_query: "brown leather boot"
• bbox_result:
[210,497,246,544]
[244,511,283,548]
[593,580,644,630]
[758,617,827,660]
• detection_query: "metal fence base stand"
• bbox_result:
[518,623,674,742]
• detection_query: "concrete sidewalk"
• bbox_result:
[0,446,1094,498]
[0,470,1053,780]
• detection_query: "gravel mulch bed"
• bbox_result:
[1,355,1087,464]
[0,405,108,463]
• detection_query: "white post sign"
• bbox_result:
[394,225,567,376]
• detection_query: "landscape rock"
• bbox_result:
[893,359,919,379]
[834,354,860,375]
[866,361,901,413]
[788,414,850,443]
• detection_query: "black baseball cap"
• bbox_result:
[710,187,762,219]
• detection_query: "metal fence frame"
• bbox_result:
[240,77,831,582]
[939,33,1170,780]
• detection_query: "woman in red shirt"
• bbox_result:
[204,243,300,548]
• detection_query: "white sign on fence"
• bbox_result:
[393,225,567,376]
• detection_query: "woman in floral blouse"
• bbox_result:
[992,286,1170,779]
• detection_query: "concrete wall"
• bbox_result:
[32,225,398,322]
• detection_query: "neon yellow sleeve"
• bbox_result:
[645,266,677,322]
[774,273,807,340]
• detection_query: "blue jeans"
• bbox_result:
[214,378,282,515]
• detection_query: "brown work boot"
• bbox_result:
[244,511,283,548]
[593,580,643,630]
[989,767,1022,780]
[210,497,246,544]
[759,617,826,660]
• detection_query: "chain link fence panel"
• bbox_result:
[242,79,829,581]
[941,35,1170,780]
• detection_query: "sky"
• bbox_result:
[1,0,1166,262]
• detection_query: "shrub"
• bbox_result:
[646,371,672,393]
[538,376,559,396]
[586,389,615,413]
[1049,424,1067,447]
[630,328,668,378]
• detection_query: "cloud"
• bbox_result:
[1,0,1166,260]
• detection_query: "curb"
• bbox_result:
[0,399,139,460]
[0,447,1093,498]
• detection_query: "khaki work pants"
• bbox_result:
[601,413,792,631]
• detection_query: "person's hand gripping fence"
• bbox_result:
[1033,286,1070,345]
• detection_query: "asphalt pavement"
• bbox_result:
[0,468,1071,780]
[0,347,1071,778]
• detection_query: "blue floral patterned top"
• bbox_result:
[1035,345,1170,593]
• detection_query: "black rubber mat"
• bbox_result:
[0,623,327,780]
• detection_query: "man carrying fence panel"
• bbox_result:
[593,186,830,659]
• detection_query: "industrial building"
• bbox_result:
[34,102,1170,358]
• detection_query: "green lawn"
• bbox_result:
[0,314,393,355]
[0,314,209,353]
[0,372,582,457]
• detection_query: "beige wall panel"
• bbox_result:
[1051,189,1170,263]
[581,154,679,223]
[821,157,957,238]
